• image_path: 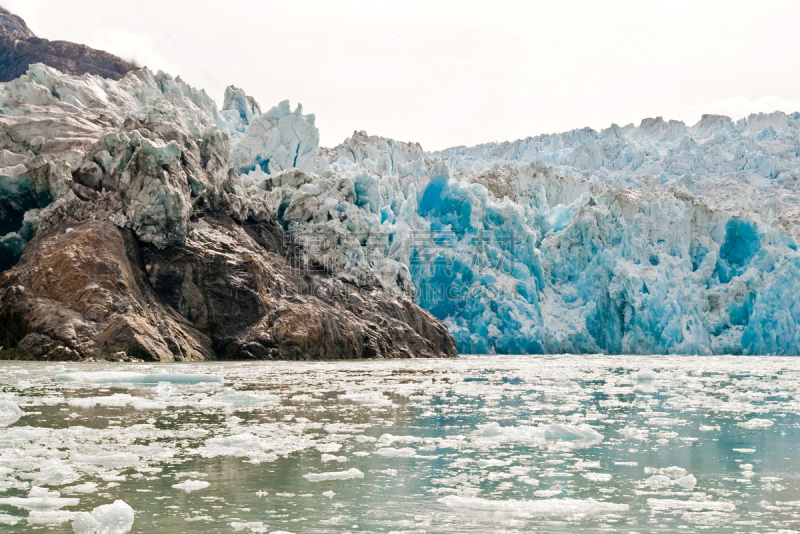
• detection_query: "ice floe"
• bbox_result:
[303,468,364,482]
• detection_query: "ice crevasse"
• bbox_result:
[240,114,800,356]
[1,64,799,355]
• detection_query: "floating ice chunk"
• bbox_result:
[0,514,21,526]
[204,388,280,407]
[733,448,755,453]
[645,466,688,478]
[633,369,658,381]
[231,522,267,533]
[582,473,612,482]
[290,394,321,403]
[544,424,603,442]
[0,400,22,426]
[72,500,134,534]
[618,426,648,440]
[199,432,280,463]
[377,469,398,476]
[316,443,342,453]
[322,491,335,499]
[681,510,732,525]
[533,489,563,498]
[375,447,416,458]
[56,372,222,384]
[303,468,364,482]
[0,487,79,511]
[320,454,347,462]
[738,418,774,429]
[472,422,602,446]
[172,480,210,492]
[647,417,683,426]
[674,474,697,491]
[68,394,165,410]
[23,459,80,486]
[647,499,735,512]
[438,496,628,518]
[699,425,720,432]
[28,510,79,525]
[71,452,139,466]
[740,463,753,470]
[645,475,673,488]
[337,392,391,405]
[477,459,510,468]
[66,483,99,495]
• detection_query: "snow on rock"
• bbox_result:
[71,500,134,534]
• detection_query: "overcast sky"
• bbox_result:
[5,0,800,150]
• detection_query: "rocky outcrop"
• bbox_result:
[0,7,34,39]
[0,7,136,82]
[0,58,456,361]
[142,214,455,360]
[0,213,455,361]
[0,220,214,361]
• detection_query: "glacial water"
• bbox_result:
[0,356,799,533]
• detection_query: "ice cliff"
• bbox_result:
[1,59,799,357]
[240,120,800,356]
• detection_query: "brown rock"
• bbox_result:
[0,220,214,361]
[142,214,456,360]
[0,5,136,84]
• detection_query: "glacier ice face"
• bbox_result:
[263,128,800,355]
[432,113,800,235]
[2,63,799,355]
[229,100,319,175]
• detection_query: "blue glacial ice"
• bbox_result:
[254,123,800,355]
[2,65,800,355]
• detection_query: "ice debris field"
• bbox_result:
[2,65,800,355]
[0,357,800,532]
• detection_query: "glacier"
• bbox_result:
[1,64,799,355]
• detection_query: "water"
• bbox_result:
[0,356,799,533]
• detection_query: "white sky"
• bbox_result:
[4,0,800,150]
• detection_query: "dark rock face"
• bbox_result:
[0,7,135,82]
[0,213,456,361]
[0,35,137,82]
[143,214,456,360]
[0,7,34,39]
[0,220,214,361]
